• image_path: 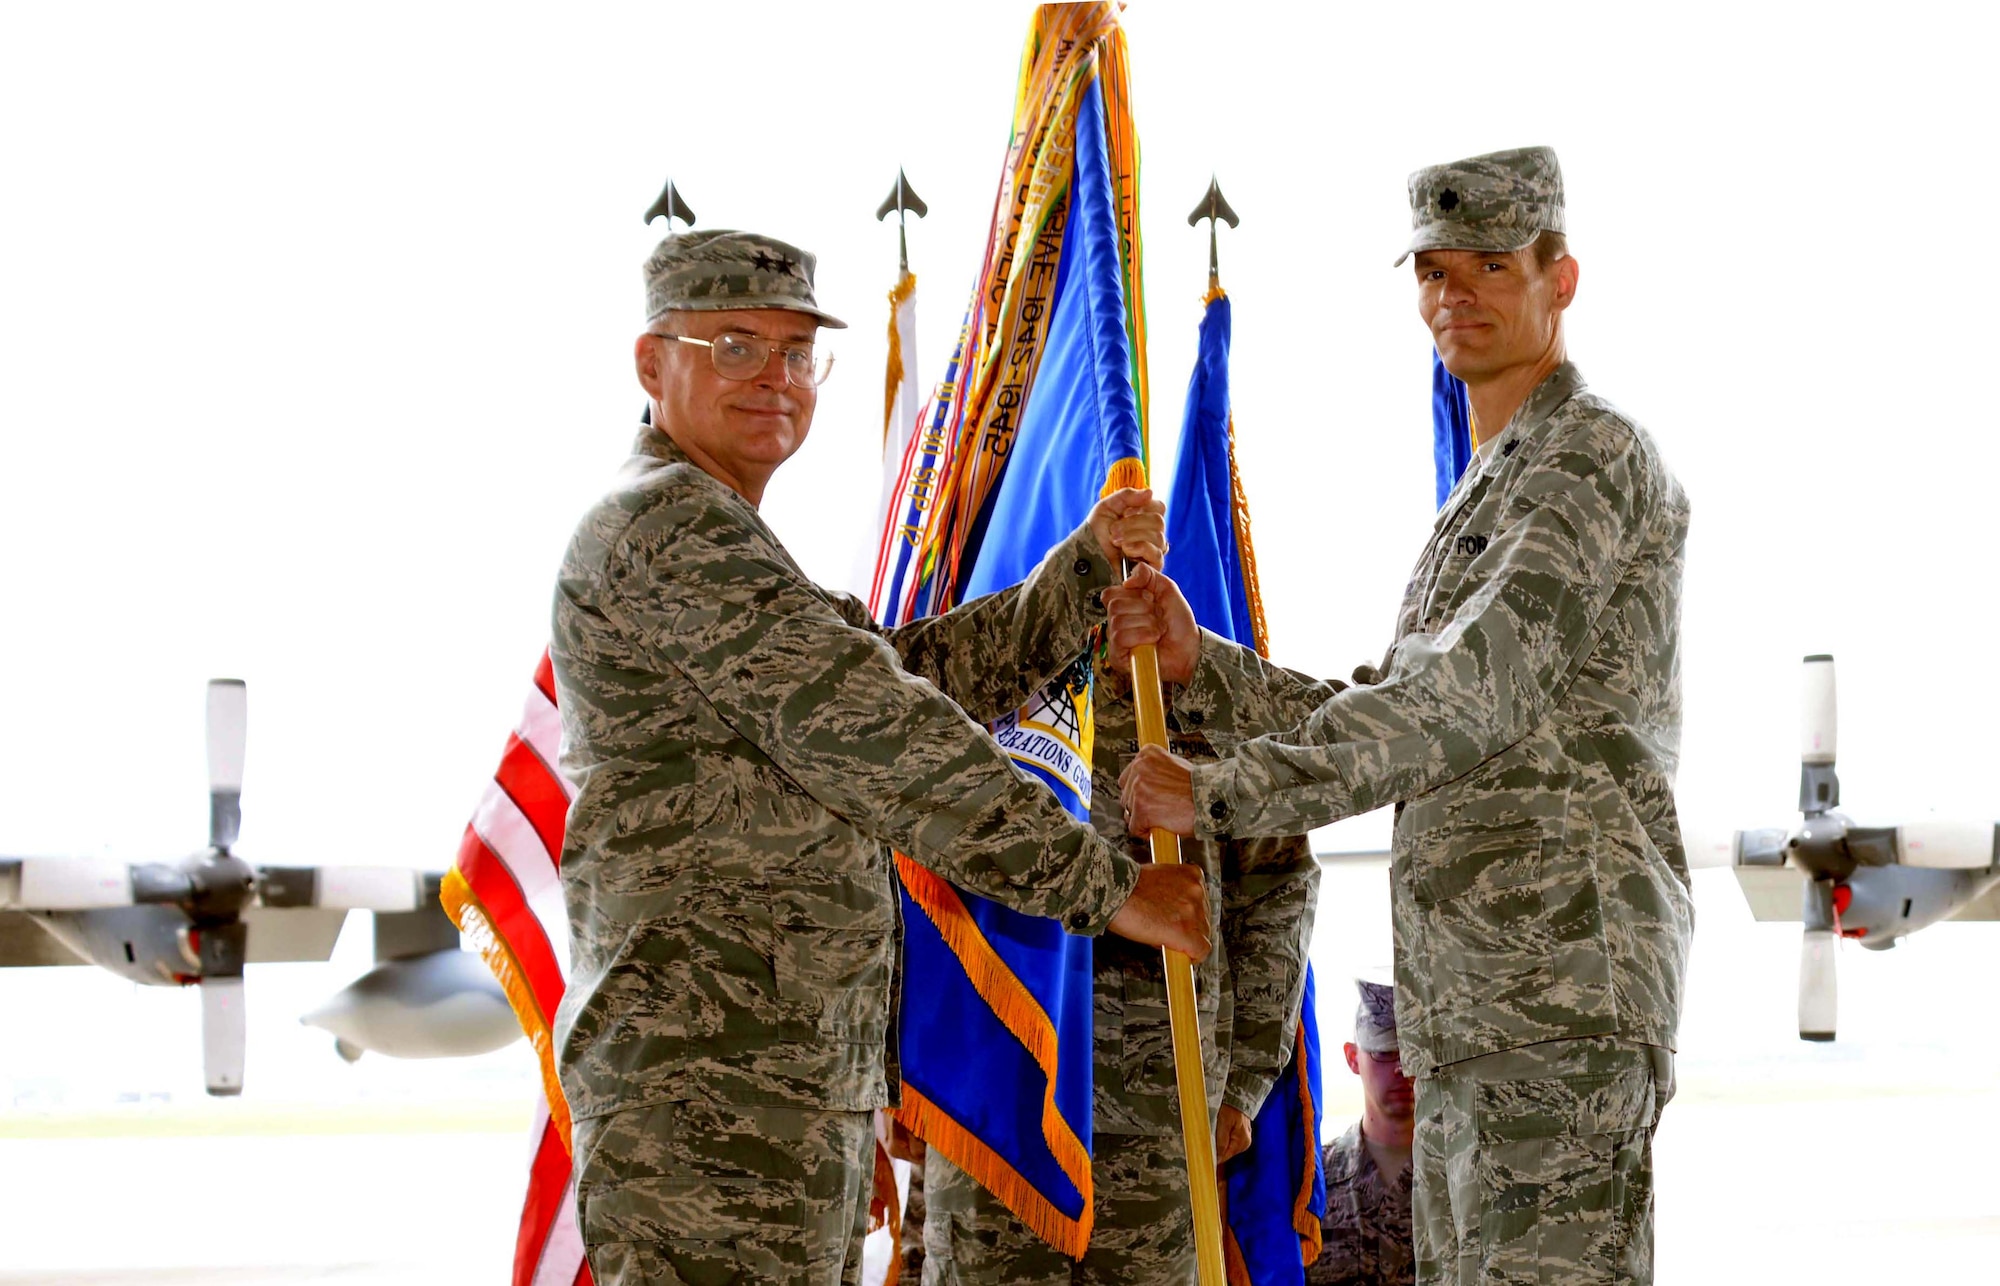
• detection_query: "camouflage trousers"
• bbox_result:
[921,1132,1192,1285]
[1413,1037,1674,1286]
[573,1098,874,1286]
[900,1154,928,1281]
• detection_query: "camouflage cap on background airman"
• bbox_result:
[1394,145,1565,266]
[1354,977,1398,1054]
[644,228,847,329]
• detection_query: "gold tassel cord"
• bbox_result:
[439,867,572,1154]
[1101,454,1148,496]
[1224,414,1271,661]
[882,269,917,447]
[1291,1018,1324,1265]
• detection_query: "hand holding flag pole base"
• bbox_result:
[1125,597,1227,1286]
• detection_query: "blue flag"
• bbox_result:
[1162,293,1262,648]
[1222,971,1325,1285]
[891,60,1149,1254]
[1165,289,1328,1283]
[1431,348,1474,508]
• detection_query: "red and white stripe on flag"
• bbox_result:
[441,651,591,1286]
[855,267,928,611]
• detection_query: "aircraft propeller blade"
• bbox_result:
[4,857,137,909]
[255,865,424,911]
[1895,818,2000,870]
[1678,826,1735,869]
[206,679,247,851]
[200,975,247,1095]
[193,918,250,1094]
[1798,927,1838,1041]
[1799,656,1839,816]
[1679,827,1787,869]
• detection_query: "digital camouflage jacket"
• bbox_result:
[550,428,1141,1122]
[1178,365,1694,1078]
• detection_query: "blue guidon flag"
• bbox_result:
[1431,348,1475,508]
[866,3,1152,1255]
[1163,284,1328,1285]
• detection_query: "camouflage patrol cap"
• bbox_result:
[644,228,847,329]
[1354,978,1398,1054]
[1394,145,1565,267]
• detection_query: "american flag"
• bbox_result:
[440,651,591,1286]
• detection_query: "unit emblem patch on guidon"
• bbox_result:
[990,651,1095,816]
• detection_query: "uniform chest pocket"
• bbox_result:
[772,921,894,1043]
[1411,819,1561,907]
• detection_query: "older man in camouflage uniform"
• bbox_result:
[552,228,1212,1286]
[1311,979,1416,1286]
[920,654,1319,1285]
[1119,147,1693,1285]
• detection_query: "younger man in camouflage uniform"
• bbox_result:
[551,229,1212,1286]
[1311,979,1416,1286]
[920,649,1319,1285]
[1119,148,1693,1284]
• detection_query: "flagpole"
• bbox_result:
[1126,625,1227,1286]
[1121,178,1249,1286]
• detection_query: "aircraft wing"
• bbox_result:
[1732,865,1808,921]
[242,907,353,963]
[0,911,88,966]
[1949,883,2000,921]
[0,858,452,968]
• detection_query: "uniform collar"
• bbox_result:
[631,419,748,507]
[627,418,790,550]
[633,419,687,465]
[1474,361,1585,478]
[1328,1121,1365,1183]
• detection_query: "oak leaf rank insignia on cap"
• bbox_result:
[1394,144,1565,267]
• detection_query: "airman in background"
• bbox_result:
[1310,978,1416,1286]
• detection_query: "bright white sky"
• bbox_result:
[2,0,1998,1271]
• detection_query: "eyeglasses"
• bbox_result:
[653,331,834,389]
[1363,1048,1402,1065]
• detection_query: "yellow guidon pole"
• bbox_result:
[1123,559,1226,1286]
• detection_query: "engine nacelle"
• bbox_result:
[1837,864,1994,941]
[1896,820,1998,870]
[300,949,519,1061]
